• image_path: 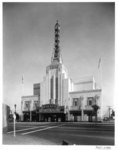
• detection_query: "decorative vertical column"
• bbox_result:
[59,73,62,105]
[30,111,32,122]
[61,74,64,106]
[81,109,84,121]
[21,100,24,121]
[45,75,48,104]
[47,72,49,102]
[50,76,53,104]
[81,97,84,121]
[30,101,33,122]
[48,71,51,103]
[53,74,55,104]
[58,72,60,105]
[60,73,62,106]
[55,74,58,105]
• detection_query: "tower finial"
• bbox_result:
[51,21,62,64]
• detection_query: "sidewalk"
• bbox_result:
[2,133,56,145]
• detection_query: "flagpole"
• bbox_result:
[21,74,24,121]
[98,58,103,121]
[13,113,16,137]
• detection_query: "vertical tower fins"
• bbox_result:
[52,20,62,64]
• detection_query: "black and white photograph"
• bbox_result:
[2,2,115,147]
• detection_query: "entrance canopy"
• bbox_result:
[39,104,64,114]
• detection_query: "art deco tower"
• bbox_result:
[40,21,69,106]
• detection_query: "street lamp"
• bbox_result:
[14,104,16,137]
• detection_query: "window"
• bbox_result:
[25,101,31,110]
[88,100,92,105]
[74,100,78,106]
[73,98,78,106]
[34,101,38,110]
[87,97,94,106]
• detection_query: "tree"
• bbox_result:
[111,109,115,119]
[92,105,100,122]
[92,95,100,122]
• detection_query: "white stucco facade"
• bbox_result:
[40,62,70,107]
[21,95,40,112]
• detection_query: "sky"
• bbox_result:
[3,3,115,114]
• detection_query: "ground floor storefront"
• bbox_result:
[38,104,66,122]
[22,111,66,122]
[23,111,39,122]
[70,110,98,122]
[22,111,98,122]
[22,104,66,122]
[22,104,99,122]
[38,113,66,122]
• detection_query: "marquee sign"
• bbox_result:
[39,104,64,113]
[42,104,57,109]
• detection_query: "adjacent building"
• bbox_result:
[3,104,10,132]
[21,21,102,122]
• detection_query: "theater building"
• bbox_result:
[21,21,102,122]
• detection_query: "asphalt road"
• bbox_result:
[6,122,114,145]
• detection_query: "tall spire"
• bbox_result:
[51,20,62,64]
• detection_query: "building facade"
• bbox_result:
[3,104,10,132]
[21,95,40,121]
[21,21,102,122]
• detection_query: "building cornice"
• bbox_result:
[22,95,39,98]
[74,81,93,85]
[69,89,102,94]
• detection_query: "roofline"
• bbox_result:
[33,83,40,85]
[22,95,40,98]
[69,89,102,94]
[74,81,93,85]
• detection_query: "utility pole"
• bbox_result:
[98,57,103,121]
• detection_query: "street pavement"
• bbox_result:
[3,121,114,145]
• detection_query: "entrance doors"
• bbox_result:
[39,113,65,122]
